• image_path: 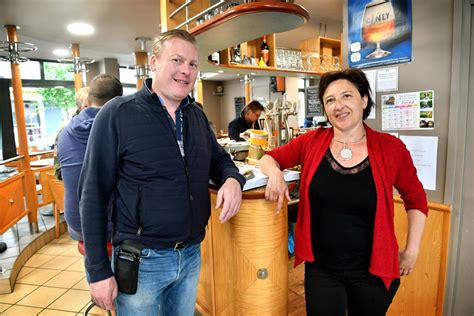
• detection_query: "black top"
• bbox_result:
[228,116,261,141]
[307,149,376,271]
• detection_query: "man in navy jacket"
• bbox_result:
[79,29,245,314]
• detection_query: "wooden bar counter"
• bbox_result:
[197,187,289,315]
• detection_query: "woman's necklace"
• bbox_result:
[333,134,366,161]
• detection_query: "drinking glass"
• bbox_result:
[361,0,395,59]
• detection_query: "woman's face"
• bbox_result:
[322,79,368,133]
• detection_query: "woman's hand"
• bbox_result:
[399,248,419,276]
[265,171,291,213]
[258,155,291,213]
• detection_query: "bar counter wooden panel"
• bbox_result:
[197,187,288,315]
[0,172,27,235]
[388,198,451,316]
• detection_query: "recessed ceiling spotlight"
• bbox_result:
[67,22,95,36]
[52,48,70,57]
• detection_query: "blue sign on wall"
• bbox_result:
[348,0,412,68]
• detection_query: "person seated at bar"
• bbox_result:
[57,74,123,241]
[228,100,264,141]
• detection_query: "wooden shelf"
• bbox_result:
[189,2,309,74]
[206,61,324,78]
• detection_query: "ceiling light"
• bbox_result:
[52,48,70,57]
[67,22,95,36]
[217,70,224,73]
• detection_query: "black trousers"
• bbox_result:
[304,263,400,316]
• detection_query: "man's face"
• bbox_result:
[150,38,199,107]
[247,110,262,123]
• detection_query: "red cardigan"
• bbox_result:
[267,124,428,289]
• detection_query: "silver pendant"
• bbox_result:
[340,148,352,160]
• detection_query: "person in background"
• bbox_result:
[57,75,123,241]
[258,68,428,316]
[79,29,245,314]
[53,86,90,181]
[40,87,92,217]
[228,100,264,141]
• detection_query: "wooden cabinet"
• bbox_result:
[300,36,342,72]
[0,173,27,235]
[197,188,288,315]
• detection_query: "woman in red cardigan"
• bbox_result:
[259,68,428,316]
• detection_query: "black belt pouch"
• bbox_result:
[115,240,144,294]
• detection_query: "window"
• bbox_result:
[119,67,137,85]
[0,60,41,79]
[43,62,74,81]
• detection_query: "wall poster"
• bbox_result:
[348,0,412,69]
[381,90,434,130]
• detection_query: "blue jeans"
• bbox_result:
[112,243,201,316]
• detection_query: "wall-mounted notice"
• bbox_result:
[305,86,324,117]
[234,97,246,117]
[376,67,398,91]
[399,135,438,191]
[381,90,434,130]
[363,69,376,119]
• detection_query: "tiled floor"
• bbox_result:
[0,232,109,315]
[0,207,307,315]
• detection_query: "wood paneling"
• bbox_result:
[197,190,288,315]
[388,198,450,316]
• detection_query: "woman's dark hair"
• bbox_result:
[318,68,374,120]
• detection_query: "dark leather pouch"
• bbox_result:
[115,240,144,294]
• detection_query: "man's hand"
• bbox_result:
[265,171,290,213]
[215,177,242,223]
[89,276,118,311]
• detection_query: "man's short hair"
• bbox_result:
[75,87,89,111]
[88,74,123,106]
[241,100,265,117]
[152,29,197,58]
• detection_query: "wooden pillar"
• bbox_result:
[5,25,38,232]
[196,78,204,104]
[244,75,251,104]
[134,51,148,90]
[71,43,83,92]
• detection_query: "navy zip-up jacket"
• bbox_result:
[79,79,245,282]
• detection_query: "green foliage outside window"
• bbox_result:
[43,62,74,81]
[38,87,76,112]
[37,62,76,114]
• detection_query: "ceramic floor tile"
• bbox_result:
[60,246,83,257]
[16,268,61,286]
[0,303,12,312]
[16,266,36,280]
[65,258,85,272]
[48,289,91,312]
[43,271,85,289]
[37,243,75,256]
[24,253,57,268]
[0,304,43,315]
[72,277,89,290]
[39,309,76,315]
[0,284,38,304]
[16,286,67,308]
[0,246,20,260]
[40,255,81,270]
